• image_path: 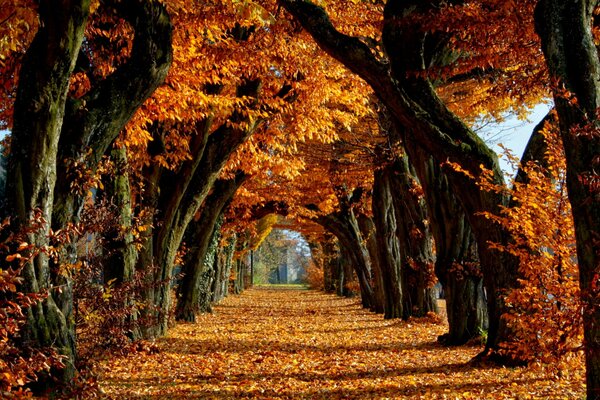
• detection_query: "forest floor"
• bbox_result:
[96,287,585,399]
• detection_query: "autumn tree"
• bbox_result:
[1,0,172,385]
[111,0,374,336]
[535,1,600,396]
[490,118,581,365]
[176,172,247,321]
[280,0,547,361]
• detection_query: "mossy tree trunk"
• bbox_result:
[6,2,91,384]
[103,146,138,285]
[212,235,236,303]
[535,2,600,396]
[101,146,141,338]
[175,173,246,322]
[5,0,172,387]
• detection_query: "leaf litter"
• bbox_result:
[96,288,584,399]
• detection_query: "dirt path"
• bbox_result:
[97,288,584,399]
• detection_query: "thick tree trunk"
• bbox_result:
[7,0,170,385]
[101,146,141,339]
[338,246,356,298]
[176,174,245,321]
[103,146,137,284]
[5,1,171,375]
[321,236,338,293]
[177,222,220,321]
[372,166,403,319]
[329,240,344,297]
[232,236,250,295]
[233,257,247,295]
[5,1,91,385]
[443,259,487,345]
[53,0,172,230]
[402,136,488,344]
[389,157,438,318]
[536,2,600,396]
[357,215,385,314]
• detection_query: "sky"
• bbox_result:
[476,103,553,177]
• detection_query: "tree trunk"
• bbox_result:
[212,235,236,303]
[317,210,375,309]
[101,146,141,339]
[176,174,246,321]
[443,258,487,345]
[338,246,355,298]
[536,2,600,396]
[372,166,404,319]
[357,215,386,314]
[5,1,91,385]
[103,146,138,284]
[140,79,262,337]
[233,236,250,295]
[321,236,338,293]
[389,157,438,318]
[234,257,246,295]
[5,3,171,386]
[52,0,172,231]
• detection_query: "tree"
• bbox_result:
[280,0,545,361]
[117,0,372,336]
[535,1,600,396]
[176,172,247,321]
[2,0,172,385]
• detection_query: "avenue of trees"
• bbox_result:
[0,0,598,398]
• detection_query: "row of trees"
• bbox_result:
[0,0,597,398]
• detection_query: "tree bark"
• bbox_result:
[338,246,356,298]
[317,210,375,309]
[535,2,600,396]
[5,1,91,384]
[176,173,246,321]
[212,234,236,303]
[372,166,404,319]
[321,236,338,293]
[357,215,386,314]
[103,146,137,284]
[389,157,438,318]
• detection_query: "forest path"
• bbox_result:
[97,288,583,399]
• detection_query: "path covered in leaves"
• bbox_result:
[97,288,584,399]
